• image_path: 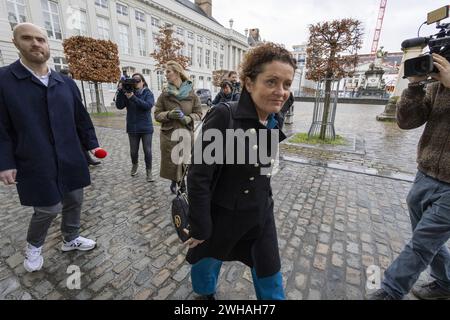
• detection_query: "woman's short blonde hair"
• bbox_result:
[166,61,189,82]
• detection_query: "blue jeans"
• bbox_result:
[382,171,450,299]
[128,133,153,169]
[191,258,285,300]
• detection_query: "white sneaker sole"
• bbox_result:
[61,243,96,252]
[23,258,43,272]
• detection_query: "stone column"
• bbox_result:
[377,46,424,121]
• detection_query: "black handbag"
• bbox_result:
[170,102,235,243]
[171,189,190,242]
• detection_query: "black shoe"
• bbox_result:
[367,289,397,300]
[170,181,177,194]
[131,164,138,176]
[412,281,450,300]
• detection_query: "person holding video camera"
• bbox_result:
[115,73,155,182]
[369,52,450,300]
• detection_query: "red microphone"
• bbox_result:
[94,148,108,159]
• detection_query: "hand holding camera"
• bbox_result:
[430,53,450,88]
[125,92,134,99]
[168,109,184,120]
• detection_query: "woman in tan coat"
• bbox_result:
[154,61,202,193]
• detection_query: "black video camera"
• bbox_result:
[121,78,139,93]
[403,6,450,78]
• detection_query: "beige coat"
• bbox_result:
[154,90,202,182]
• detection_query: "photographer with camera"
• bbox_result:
[115,73,155,182]
[369,52,450,300]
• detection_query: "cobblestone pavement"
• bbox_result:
[0,108,445,300]
[283,102,424,176]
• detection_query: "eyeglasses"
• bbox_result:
[133,79,142,83]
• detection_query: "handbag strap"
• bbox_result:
[178,102,235,192]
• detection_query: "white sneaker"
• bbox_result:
[61,236,96,252]
[23,243,44,272]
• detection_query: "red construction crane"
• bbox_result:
[371,0,388,55]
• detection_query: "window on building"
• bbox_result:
[199,76,204,88]
[187,44,194,66]
[95,0,108,9]
[137,28,146,56]
[197,35,202,42]
[142,69,151,75]
[118,24,130,55]
[220,44,224,51]
[176,27,184,36]
[41,0,62,40]
[187,31,194,40]
[116,3,128,16]
[205,38,210,45]
[135,10,145,22]
[205,49,210,69]
[190,75,196,88]
[96,16,110,40]
[213,52,217,70]
[219,54,224,68]
[6,0,27,30]
[151,17,160,27]
[157,70,164,91]
[69,9,88,36]
[213,41,218,49]
[53,57,67,72]
[197,47,203,67]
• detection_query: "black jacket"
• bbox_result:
[211,90,240,106]
[0,60,99,206]
[186,89,287,277]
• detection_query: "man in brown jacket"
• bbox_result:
[369,53,450,300]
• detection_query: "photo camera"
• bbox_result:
[121,78,139,93]
[402,6,450,78]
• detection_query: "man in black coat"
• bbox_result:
[0,23,102,272]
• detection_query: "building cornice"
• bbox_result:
[136,0,247,47]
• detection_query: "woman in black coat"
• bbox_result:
[186,43,297,300]
[115,73,155,182]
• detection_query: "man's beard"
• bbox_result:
[23,49,50,64]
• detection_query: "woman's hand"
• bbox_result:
[183,229,205,248]
[125,92,134,99]
[179,115,192,125]
[168,109,184,119]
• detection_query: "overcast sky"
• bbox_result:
[210,0,447,54]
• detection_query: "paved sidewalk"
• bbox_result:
[0,106,444,300]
